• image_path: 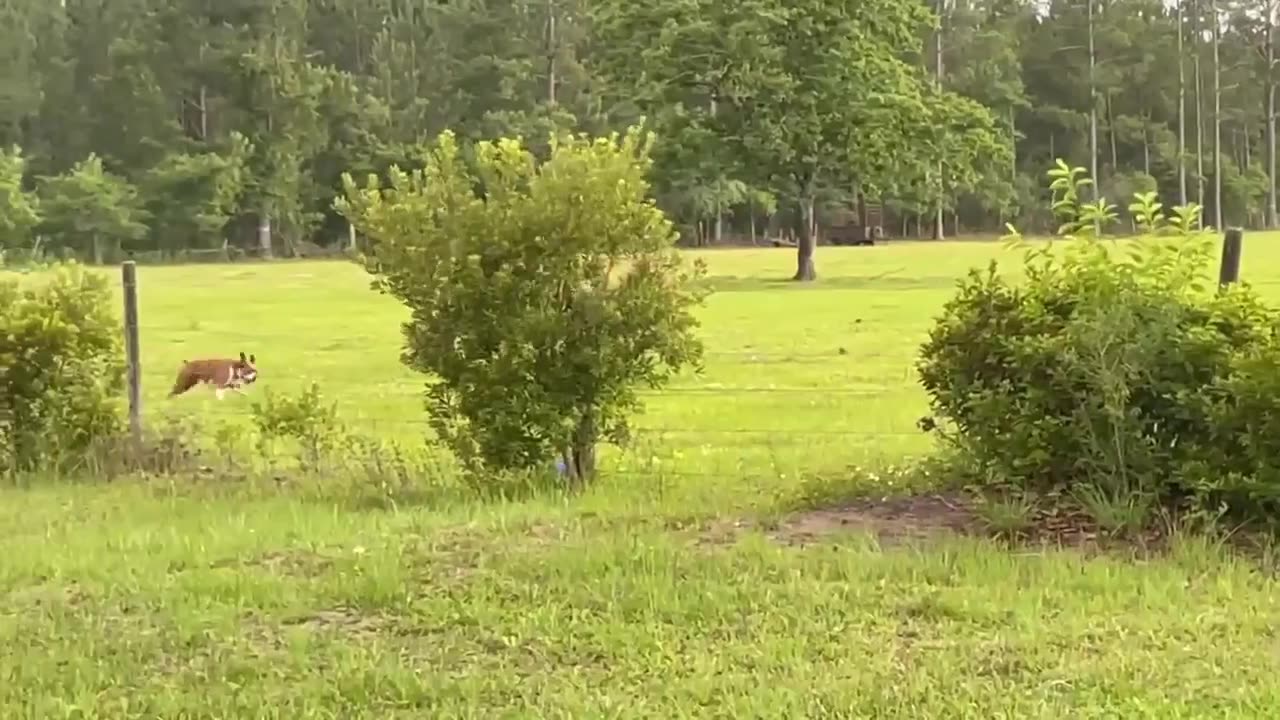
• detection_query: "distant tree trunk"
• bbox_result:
[748,197,757,245]
[1193,4,1206,207]
[91,234,103,265]
[933,0,946,241]
[794,194,817,281]
[1269,0,1278,227]
[1107,94,1119,171]
[1177,0,1188,206]
[347,221,357,251]
[1212,0,1223,229]
[198,85,208,140]
[546,0,557,105]
[1143,120,1151,175]
[258,209,273,259]
[1087,0,1100,234]
[1008,105,1018,188]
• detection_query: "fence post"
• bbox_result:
[121,261,142,447]
[1218,227,1243,288]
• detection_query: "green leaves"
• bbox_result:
[0,145,40,251]
[918,159,1280,521]
[0,263,124,474]
[37,153,148,262]
[339,127,707,485]
[595,0,1008,275]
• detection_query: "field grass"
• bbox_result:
[5,238,1280,717]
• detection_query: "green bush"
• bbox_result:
[917,160,1280,519]
[337,127,707,486]
[0,263,125,474]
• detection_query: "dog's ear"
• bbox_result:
[249,354,256,364]
[239,351,247,363]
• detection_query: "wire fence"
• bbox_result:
[148,378,937,485]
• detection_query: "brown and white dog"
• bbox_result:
[169,352,259,400]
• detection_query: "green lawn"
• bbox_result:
[4,238,1280,717]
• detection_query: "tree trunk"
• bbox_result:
[258,210,273,259]
[1212,0,1223,229]
[1177,0,1188,207]
[1143,121,1151,175]
[1087,0,1100,234]
[934,0,945,241]
[348,221,357,251]
[562,412,597,489]
[198,85,208,141]
[546,0,557,105]
[1269,0,1278,227]
[1193,4,1205,207]
[1008,105,1018,188]
[793,195,817,281]
[91,234,103,265]
[1107,94,1119,172]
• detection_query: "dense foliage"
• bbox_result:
[918,161,1280,520]
[0,265,124,474]
[0,0,1274,270]
[338,128,706,485]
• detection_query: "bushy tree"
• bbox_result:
[917,159,1280,522]
[338,127,707,485]
[593,0,1009,279]
[0,145,39,252]
[139,133,251,251]
[38,154,148,263]
[0,263,124,474]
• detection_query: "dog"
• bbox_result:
[169,352,258,400]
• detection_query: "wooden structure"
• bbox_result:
[826,195,885,246]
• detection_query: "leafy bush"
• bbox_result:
[250,382,344,471]
[0,263,124,474]
[337,127,707,486]
[917,159,1280,520]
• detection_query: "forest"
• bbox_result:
[0,0,1271,265]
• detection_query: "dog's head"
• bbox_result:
[236,351,258,385]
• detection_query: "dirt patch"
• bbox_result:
[3,581,91,612]
[208,548,336,577]
[761,493,1179,554]
[772,493,980,546]
[280,606,393,636]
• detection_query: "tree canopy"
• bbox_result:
[0,0,1271,272]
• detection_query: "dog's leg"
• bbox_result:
[215,387,226,401]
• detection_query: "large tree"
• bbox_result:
[593,0,1009,280]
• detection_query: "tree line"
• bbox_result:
[0,0,1270,274]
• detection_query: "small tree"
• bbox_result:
[0,145,40,253]
[338,127,707,485]
[39,154,148,264]
[139,133,252,252]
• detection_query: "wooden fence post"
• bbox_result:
[1219,227,1243,288]
[121,261,142,446]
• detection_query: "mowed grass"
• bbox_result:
[5,238,1280,717]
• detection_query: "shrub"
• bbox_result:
[337,127,707,486]
[0,263,125,474]
[917,159,1280,520]
[250,382,344,471]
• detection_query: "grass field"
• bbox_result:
[5,239,1280,717]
